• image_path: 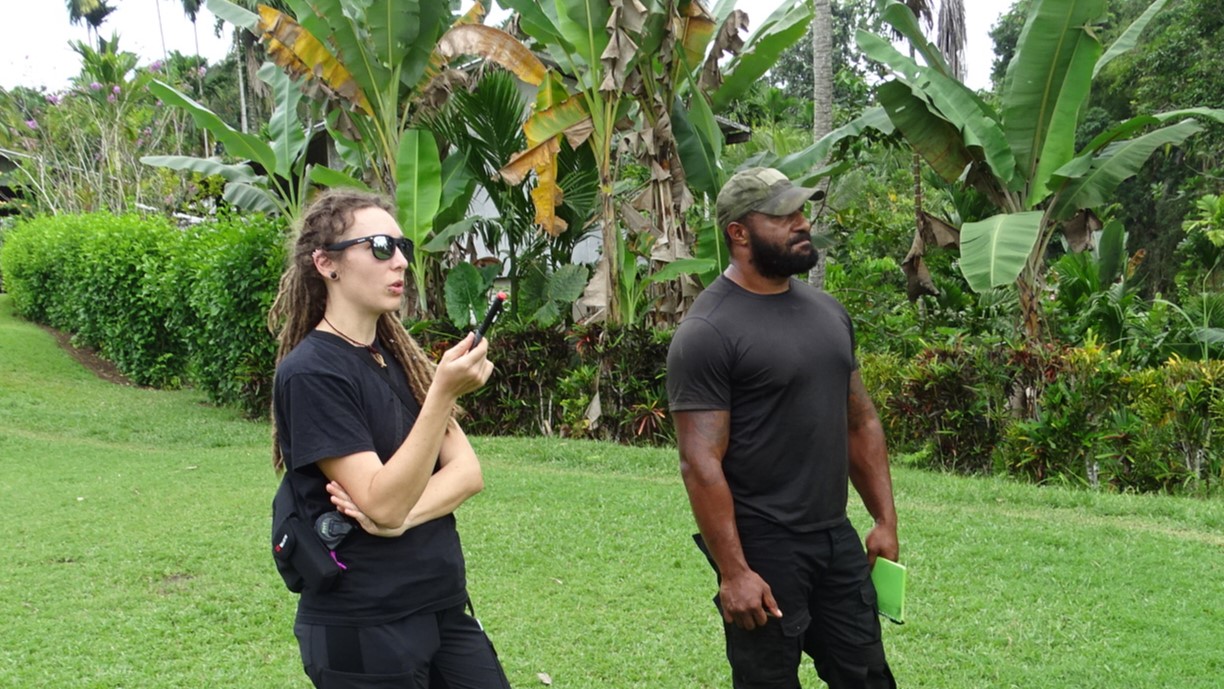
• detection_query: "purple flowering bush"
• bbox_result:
[0,40,225,215]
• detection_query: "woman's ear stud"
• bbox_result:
[330,271,338,280]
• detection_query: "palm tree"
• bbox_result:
[66,0,118,51]
[806,0,834,289]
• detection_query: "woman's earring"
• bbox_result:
[329,271,338,280]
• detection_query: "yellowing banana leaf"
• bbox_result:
[535,71,573,111]
[500,137,561,185]
[679,0,717,72]
[435,24,547,86]
[258,5,372,115]
[524,95,592,147]
[420,3,491,85]
[532,158,569,236]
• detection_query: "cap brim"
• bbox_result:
[756,185,825,216]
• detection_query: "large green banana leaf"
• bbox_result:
[399,0,449,92]
[1027,31,1101,204]
[1094,0,1170,78]
[204,0,255,31]
[710,0,812,112]
[1097,219,1125,286]
[1049,120,1204,220]
[396,129,442,309]
[1001,0,1106,199]
[497,0,566,49]
[367,0,420,71]
[395,129,442,248]
[672,92,722,200]
[147,80,276,174]
[554,0,612,76]
[138,156,258,184]
[308,166,369,191]
[857,30,1017,190]
[772,107,894,178]
[878,1,950,76]
[261,63,306,180]
[1072,108,1224,159]
[223,183,280,215]
[959,211,1045,292]
[876,80,973,183]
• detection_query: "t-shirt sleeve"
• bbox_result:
[282,370,376,471]
[666,317,732,412]
[842,303,859,372]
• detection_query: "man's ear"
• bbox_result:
[726,220,750,247]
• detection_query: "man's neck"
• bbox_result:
[724,262,791,295]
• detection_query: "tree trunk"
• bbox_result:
[236,37,249,134]
[1017,274,1044,344]
[600,182,622,324]
[808,0,833,290]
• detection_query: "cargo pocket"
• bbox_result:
[725,607,812,686]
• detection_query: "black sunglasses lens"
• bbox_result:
[370,236,394,260]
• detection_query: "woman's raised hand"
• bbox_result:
[431,333,494,401]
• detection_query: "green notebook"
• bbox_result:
[871,557,907,625]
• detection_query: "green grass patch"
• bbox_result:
[1,294,1222,687]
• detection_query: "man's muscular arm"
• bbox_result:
[676,410,782,630]
[846,371,899,566]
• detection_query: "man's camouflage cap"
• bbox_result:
[716,167,825,231]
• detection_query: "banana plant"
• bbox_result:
[204,0,527,314]
[858,0,1224,342]
[475,0,813,324]
[141,62,327,220]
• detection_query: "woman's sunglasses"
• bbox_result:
[324,234,413,262]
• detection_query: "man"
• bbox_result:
[666,167,899,688]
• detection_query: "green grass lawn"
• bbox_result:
[1,293,1222,688]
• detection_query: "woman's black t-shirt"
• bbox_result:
[273,330,467,625]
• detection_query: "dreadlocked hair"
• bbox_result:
[267,187,442,473]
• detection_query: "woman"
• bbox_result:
[268,187,510,688]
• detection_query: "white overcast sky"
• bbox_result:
[0,0,1014,93]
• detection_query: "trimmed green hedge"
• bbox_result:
[1,211,284,411]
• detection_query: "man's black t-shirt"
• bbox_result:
[273,331,467,625]
[666,276,857,532]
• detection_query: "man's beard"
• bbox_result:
[749,230,818,279]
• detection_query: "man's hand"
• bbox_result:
[719,570,783,631]
[863,521,899,568]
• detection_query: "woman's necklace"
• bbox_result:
[322,316,386,368]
